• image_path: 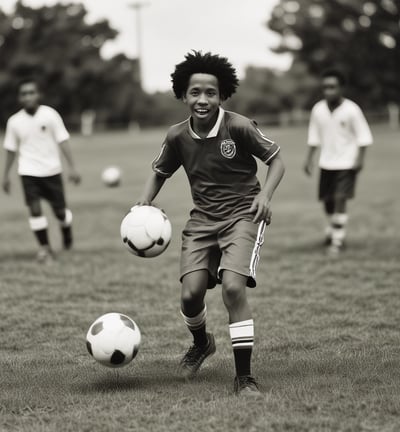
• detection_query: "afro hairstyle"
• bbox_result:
[321,68,347,86]
[171,51,239,100]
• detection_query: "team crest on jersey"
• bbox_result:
[220,139,236,159]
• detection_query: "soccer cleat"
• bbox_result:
[179,332,216,379]
[326,243,342,257]
[234,375,262,397]
[36,247,55,264]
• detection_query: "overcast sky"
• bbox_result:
[1,0,291,93]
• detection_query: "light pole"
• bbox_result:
[129,1,149,88]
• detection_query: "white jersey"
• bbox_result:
[308,98,373,170]
[3,105,70,177]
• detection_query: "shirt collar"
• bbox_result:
[188,107,225,139]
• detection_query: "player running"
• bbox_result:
[2,78,81,263]
[137,51,285,396]
[304,69,373,256]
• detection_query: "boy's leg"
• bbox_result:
[53,207,73,249]
[323,199,335,244]
[329,198,348,254]
[222,270,260,396]
[45,174,73,249]
[27,200,53,262]
[179,270,216,378]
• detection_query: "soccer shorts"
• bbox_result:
[319,169,358,201]
[180,215,266,289]
[21,174,66,209]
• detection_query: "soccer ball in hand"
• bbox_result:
[102,166,121,187]
[86,313,141,368]
[120,205,172,258]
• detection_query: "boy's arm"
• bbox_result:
[137,172,167,205]
[59,139,81,184]
[2,150,16,194]
[354,146,367,172]
[249,153,285,224]
[303,146,318,176]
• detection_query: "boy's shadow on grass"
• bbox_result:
[73,358,231,394]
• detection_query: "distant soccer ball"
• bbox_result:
[86,313,141,368]
[120,205,172,258]
[102,166,121,187]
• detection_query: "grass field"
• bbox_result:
[0,124,399,432]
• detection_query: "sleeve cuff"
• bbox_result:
[152,166,173,178]
[262,146,280,165]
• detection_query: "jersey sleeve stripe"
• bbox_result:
[262,146,281,165]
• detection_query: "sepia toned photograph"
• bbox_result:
[0,0,399,430]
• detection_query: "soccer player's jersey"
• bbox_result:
[308,98,373,170]
[3,105,70,177]
[152,108,280,219]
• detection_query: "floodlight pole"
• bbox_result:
[129,1,149,88]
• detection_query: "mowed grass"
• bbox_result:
[0,124,399,432]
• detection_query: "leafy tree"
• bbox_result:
[267,0,400,108]
[0,1,142,128]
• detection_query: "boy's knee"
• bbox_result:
[28,201,42,217]
[222,280,246,306]
[181,284,203,307]
[53,207,66,221]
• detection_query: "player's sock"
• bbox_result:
[29,216,50,246]
[325,214,333,241]
[229,319,254,377]
[181,305,208,347]
[331,213,348,247]
[59,209,73,249]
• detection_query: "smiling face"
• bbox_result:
[183,73,221,127]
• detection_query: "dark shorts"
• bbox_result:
[319,169,358,201]
[21,174,66,209]
[180,215,266,289]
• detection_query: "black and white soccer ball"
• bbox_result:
[102,166,121,187]
[86,313,141,368]
[120,205,172,258]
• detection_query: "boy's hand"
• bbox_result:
[248,193,272,224]
[303,159,313,176]
[135,200,151,206]
[2,177,11,194]
[68,168,81,185]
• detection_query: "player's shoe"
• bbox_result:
[327,243,343,257]
[36,247,55,264]
[234,375,262,397]
[62,227,73,250]
[179,332,216,379]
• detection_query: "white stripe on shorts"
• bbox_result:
[249,220,267,282]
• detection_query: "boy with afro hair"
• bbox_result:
[137,51,285,396]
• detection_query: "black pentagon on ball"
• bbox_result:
[91,321,104,335]
[86,341,93,356]
[110,350,126,365]
[156,237,164,246]
[120,315,135,330]
[132,345,139,360]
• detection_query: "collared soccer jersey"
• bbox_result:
[152,108,280,220]
[308,98,373,170]
[3,105,70,177]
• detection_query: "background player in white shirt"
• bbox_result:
[303,69,373,255]
[2,78,81,262]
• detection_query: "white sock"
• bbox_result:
[60,209,73,228]
[181,305,207,331]
[229,319,254,350]
[331,213,348,246]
